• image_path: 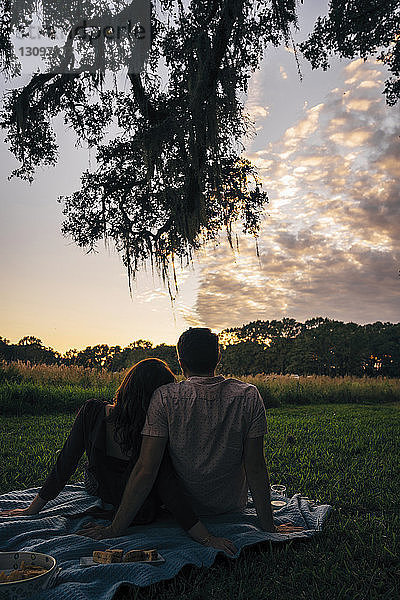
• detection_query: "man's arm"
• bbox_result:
[243,436,275,532]
[78,435,167,539]
[112,435,167,535]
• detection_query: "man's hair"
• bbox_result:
[177,328,219,374]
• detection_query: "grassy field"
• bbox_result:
[1,361,400,415]
[0,403,399,599]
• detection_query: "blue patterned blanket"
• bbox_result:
[0,484,332,600]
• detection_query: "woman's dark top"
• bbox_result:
[39,398,198,531]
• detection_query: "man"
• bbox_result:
[81,328,292,542]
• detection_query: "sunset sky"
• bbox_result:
[1,2,399,353]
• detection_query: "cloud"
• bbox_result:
[280,66,288,80]
[328,128,373,147]
[250,105,270,118]
[245,69,270,124]
[187,59,400,330]
[346,98,379,111]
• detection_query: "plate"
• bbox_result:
[80,552,165,567]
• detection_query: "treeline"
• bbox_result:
[1,317,399,376]
[0,336,180,372]
[219,318,400,377]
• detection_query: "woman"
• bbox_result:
[1,359,236,554]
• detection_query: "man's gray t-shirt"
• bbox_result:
[141,375,267,515]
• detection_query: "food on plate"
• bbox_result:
[92,549,124,564]
[0,561,49,583]
[123,549,158,563]
[91,548,158,564]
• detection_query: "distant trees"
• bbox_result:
[219,318,400,377]
[0,336,180,373]
[0,336,61,364]
[0,318,399,376]
[219,341,266,376]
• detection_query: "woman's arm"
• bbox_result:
[38,401,91,503]
[0,401,90,517]
[0,494,47,517]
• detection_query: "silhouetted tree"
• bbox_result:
[299,0,400,105]
[1,319,399,375]
[73,343,111,368]
[0,336,61,364]
[219,318,400,376]
[219,341,265,375]
[2,1,397,288]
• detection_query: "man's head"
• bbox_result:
[177,328,220,376]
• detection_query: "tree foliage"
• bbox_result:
[299,0,400,105]
[1,1,398,287]
[219,318,400,376]
[1,0,302,286]
[0,336,61,364]
[1,319,399,376]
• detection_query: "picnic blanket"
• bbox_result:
[0,484,332,600]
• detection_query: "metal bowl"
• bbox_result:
[0,552,57,600]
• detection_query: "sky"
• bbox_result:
[1,2,399,353]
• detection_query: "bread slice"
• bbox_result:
[123,549,158,563]
[93,549,124,564]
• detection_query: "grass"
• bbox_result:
[0,382,115,415]
[242,374,400,406]
[1,361,400,414]
[1,403,399,599]
[0,361,120,387]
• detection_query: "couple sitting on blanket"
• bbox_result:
[1,328,302,554]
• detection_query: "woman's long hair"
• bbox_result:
[107,358,175,461]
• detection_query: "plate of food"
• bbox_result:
[0,552,58,600]
[80,549,165,567]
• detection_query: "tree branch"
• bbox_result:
[190,0,245,106]
[127,72,167,122]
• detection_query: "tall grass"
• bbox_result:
[0,382,115,415]
[0,362,118,415]
[0,361,121,387]
[1,362,399,415]
[241,373,400,407]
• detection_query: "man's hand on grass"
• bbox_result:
[204,536,238,556]
[76,521,122,540]
[274,522,305,533]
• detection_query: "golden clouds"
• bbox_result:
[344,58,365,73]
[282,104,323,149]
[346,98,378,111]
[358,80,380,89]
[346,69,382,83]
[378,154,400,177]
[245,69,270,124]
[292,156,329,167]
[187,58,400,330]
[248,105,270,119]
[329,129,372,147]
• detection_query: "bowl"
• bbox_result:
[0,552,57,600]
